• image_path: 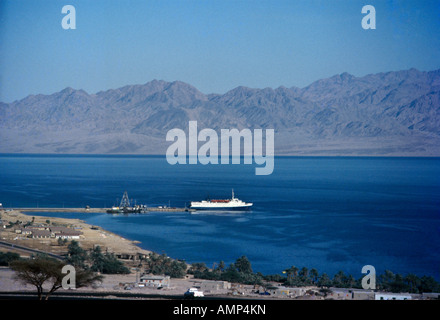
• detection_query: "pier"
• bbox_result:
[5,207,193,214]
[1,192,195,215]
[8,207,107,213]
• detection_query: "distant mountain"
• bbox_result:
[1,69,439,156]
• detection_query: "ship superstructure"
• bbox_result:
[190,190,252,211]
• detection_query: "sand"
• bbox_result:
[0,209,150,257]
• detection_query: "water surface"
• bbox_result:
[1,154,439,279]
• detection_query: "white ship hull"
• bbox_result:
[190,190,252,211]
[190,202,252,211]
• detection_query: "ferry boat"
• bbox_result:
[190,190,252,211]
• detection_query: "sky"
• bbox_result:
[1,0,440,103]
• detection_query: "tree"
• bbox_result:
[143,252,186,278]
[188,262,208,274]
[345,274,358,288]
[0,252,21,266]
[309,268,319,285]
[404,274,421,293]
[283,265,299,281]
[390,274,408,293]
[10,256,102,300]
[299,267,309,278]
[168,260,187,278]
[57,237,68,246]
[378,269,394,291]
[332,270,348,288]
[283,265,300,286]
[317,273,332,287]
[101,252,130,274]
[419,276,440,293]
[66,240,87,268]
[222,263,241,282]
[299,267,310,285]
[89,246,106,273]
[235,256,253,274]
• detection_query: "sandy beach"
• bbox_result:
[0,209,150,258]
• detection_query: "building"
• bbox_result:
[139,275,170,288]
[53,230,82,239]
[422,292,440,300]
[31,229,52,239]
[327,289,354,300]
[375,293,412,300]
[267,286,292,297]
[352,290,375,300]
[265,286,310,298]
[199,280,231,292]
[15,228,33,235]
[50,226,82,239]
[14,225,82,239]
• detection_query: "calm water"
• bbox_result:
[1,154,439,280]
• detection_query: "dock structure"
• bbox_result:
[5,206,193,214]
[146,207,194,212]
[3,191,195,215]
[105,191,193,214]
[119,191,131,208]
[10,207,108,213]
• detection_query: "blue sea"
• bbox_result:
[1,154,439,280]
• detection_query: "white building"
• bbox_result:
[375,293,412,300]
[139,275,170,288]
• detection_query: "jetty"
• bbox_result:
[105,191,194,214]
[1,191,195,215]
[9,207,108,213]
[6,207,193,214]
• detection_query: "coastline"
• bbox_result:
[0,209,150,258]
[0,209,279,299]
[1,209,439,301]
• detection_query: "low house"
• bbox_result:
[266,286,307,297]
[199,280,231,292]
[352,290,375,300]
[327,289,353,300]
[267,286,291,297]
[375,293,412,300]
[50,226,82,239]
[31,225,50,231]
[422,292,440,300]
[15,228,33,235]
[32,229,52,239]
[54,230,82,239]
[139,275,170,288]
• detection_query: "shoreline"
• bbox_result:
[2,209,440,300]
[0,209,151,259]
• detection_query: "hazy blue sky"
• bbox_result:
[1,0,440,102]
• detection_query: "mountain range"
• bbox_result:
[1,68,439,156]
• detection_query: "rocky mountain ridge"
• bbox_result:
[1,68,439,156]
